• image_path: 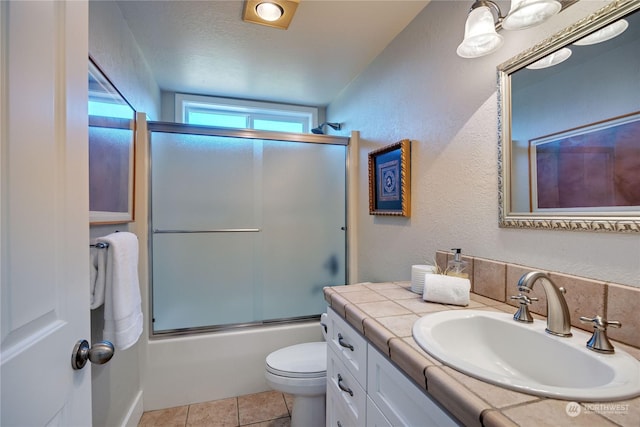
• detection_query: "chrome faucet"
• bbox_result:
[516,272,572,337]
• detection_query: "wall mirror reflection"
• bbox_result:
[89,57,136,224]
[498,1,640,232]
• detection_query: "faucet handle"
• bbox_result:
[511,293,538,323]
[511,294,538,304]
[579,315,621,354]
[579,315,621,330]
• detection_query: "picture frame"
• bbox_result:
[368,139,411,216]
[88,58,136,224]
[529,111,640,213]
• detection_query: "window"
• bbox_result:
[176,94,318,133]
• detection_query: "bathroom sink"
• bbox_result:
[412,310,640,401]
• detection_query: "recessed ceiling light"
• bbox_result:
[256,3,283,22]
[243,0,299,30]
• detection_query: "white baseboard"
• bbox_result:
[122,390,144,427]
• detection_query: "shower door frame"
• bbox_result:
[146,121,351,337]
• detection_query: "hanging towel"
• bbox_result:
[422,274,470,306]
[89,245,107,309]
[98,232,143,350]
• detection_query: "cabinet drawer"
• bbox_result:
[328,346,366,425]
[326,385,359,427]
[327,308,368,387]
[367,345,459,427]
[366,396,391,427]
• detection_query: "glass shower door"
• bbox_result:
[149,128,346,333]
[261,140,346,320]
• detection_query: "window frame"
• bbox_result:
[175,93,318,133]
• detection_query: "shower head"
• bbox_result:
[311,122,342,134]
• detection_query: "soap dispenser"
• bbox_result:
[447,248,469,279]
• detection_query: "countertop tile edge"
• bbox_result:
[362,317,394,356]
[388,337,432,390]
[481,409,519,427]
[425,366,490,427]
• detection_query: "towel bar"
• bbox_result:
[153,229,261,234]
[90,242,109,249]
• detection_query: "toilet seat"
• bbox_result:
[265,342,326,379]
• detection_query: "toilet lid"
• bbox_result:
[266,342,327,379]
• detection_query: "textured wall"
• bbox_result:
[89,0,161,120]
[89,2,161,426]
[328,0,640,287]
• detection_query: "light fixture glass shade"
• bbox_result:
[502,0,562,30]
[457,6,504,58]
[525,47,572,69]
[574,19,629,46]
[256,2,283,21]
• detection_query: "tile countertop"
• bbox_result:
[323,282,640,427]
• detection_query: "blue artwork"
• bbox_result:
[369,139,410,216]
[378,160,400,202]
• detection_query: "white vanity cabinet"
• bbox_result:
[327,307,368,426]
[367,345,458,426]
[326,308,459,427]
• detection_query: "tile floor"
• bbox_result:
[138,390,293,427]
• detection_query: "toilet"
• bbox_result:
[265,315,328,427]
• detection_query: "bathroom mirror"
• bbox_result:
[498,1,640,232]
[89,57,136,224]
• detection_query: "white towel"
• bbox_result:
[89,245,107,309]
[98,232,143,350]
[422,274,470,306]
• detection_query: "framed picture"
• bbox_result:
[530,111,640,212]
[368,139,411,216]
[88,58,136,224]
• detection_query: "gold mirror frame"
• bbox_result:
[497,0,640,233]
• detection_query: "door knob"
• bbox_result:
[71,339,115,370]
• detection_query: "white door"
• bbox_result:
[1,1,92,426]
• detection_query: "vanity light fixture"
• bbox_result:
[574,19,629,46]
[501,0,562,30]
[243,0,300,30]
[525,47,572,69]
[457,1,504,58]
[457,0,563,58]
